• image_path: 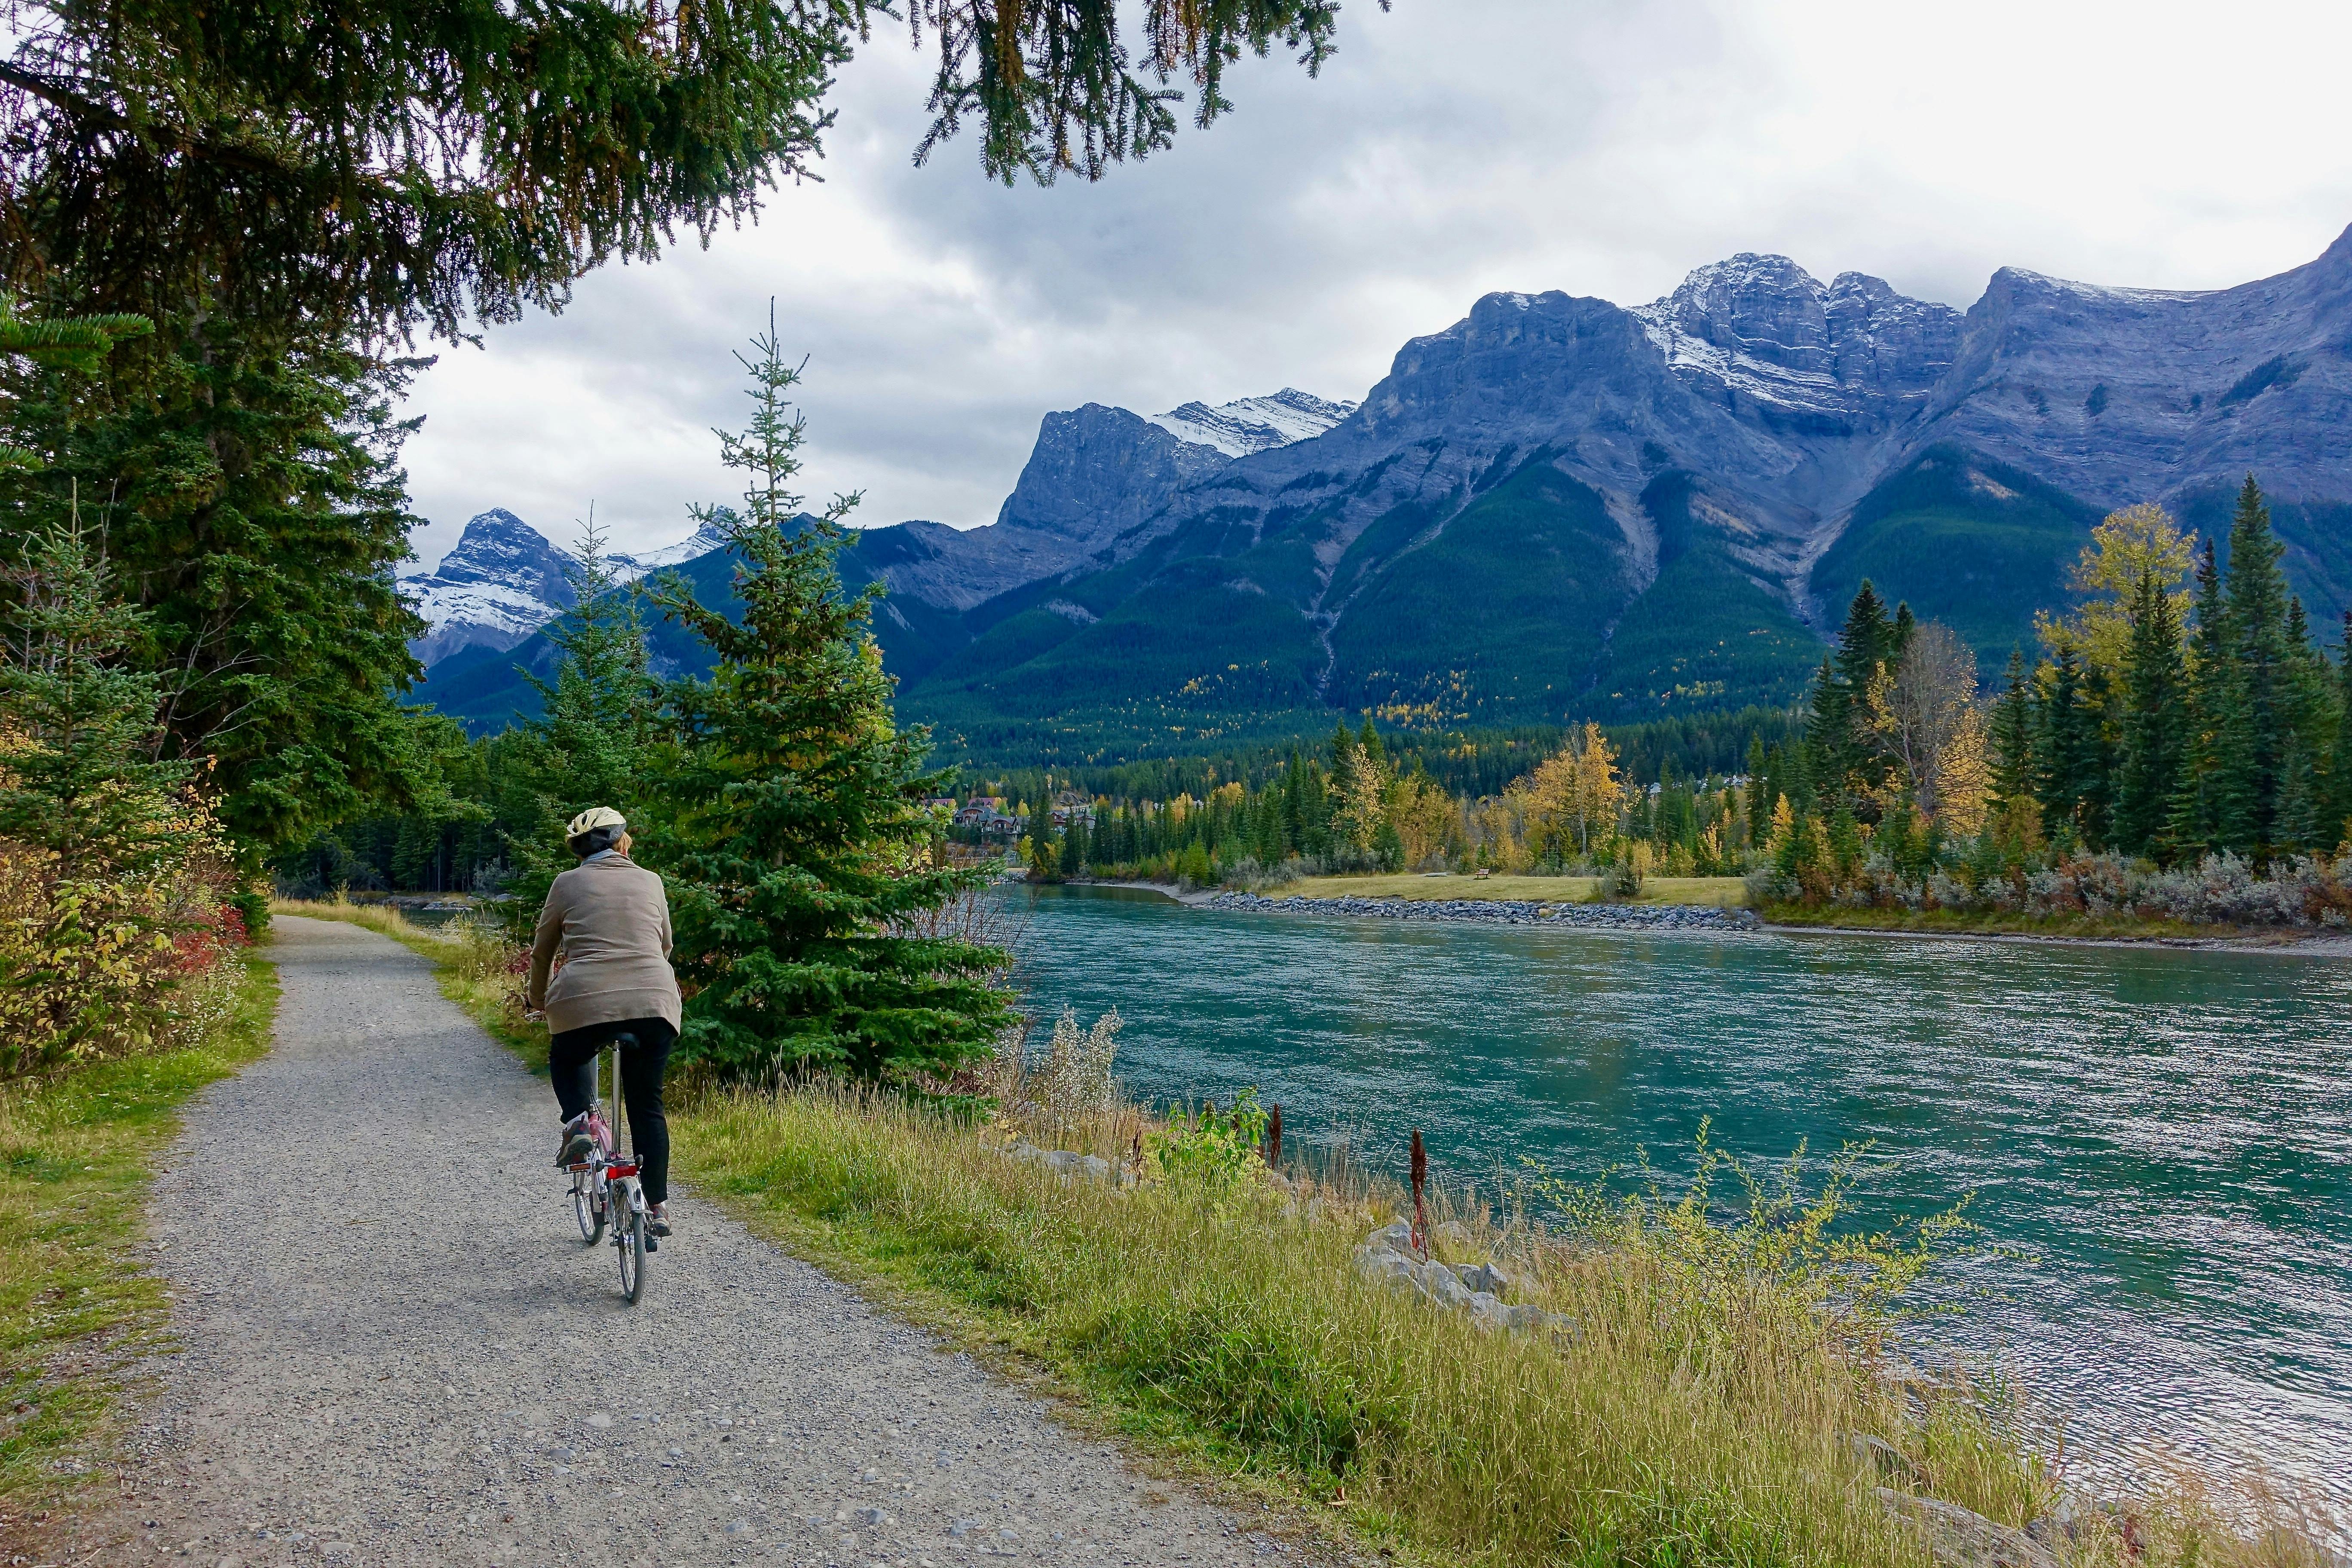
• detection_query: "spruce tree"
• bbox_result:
[1803,655,1844,801]
[1744,733,1770,842]
[642,318,1013,1084]
[502,515,655,920]
[1809,582,1899,813]
[1988,648,2036,817]
[0,518,188,879]
[2116,570,2188,856]
[1280,749,1307,856]
[2036,642,2090,844]
[1,318,430,852]
[2165,539,2228,859]
[2208,479,2294,854]
[2330,612,2352,850]
[5,0,1360,343]
[2275,735,2319,853]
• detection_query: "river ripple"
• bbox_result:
[1014,885,2352,1514]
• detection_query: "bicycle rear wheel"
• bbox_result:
[616,1194,648,1303]
[573,1171,606,1243]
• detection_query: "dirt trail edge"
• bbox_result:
[73,916,1296,1568]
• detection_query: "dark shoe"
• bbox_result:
[648,1210,672,1237]
[557,1117,594,1168]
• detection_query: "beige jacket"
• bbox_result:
[527,853,683,1036]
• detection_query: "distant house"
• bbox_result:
[1048,803,1095,828]
[952,803,993,829]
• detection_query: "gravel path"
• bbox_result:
[70,916,1298,1568]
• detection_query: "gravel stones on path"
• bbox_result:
[1206,893,1760,933]
[63,916,1300,1568]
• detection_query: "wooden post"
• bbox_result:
[1409,1129,1429,1257]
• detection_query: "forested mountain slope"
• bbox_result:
[418,228,2352,763]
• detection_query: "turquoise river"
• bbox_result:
[1015,886,2352,1513]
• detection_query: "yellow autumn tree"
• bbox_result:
[1331,746,1390,856]
[1385,772,1458,867]
[2036,503,2196,683]
[1521,721,1622,862]
[1934,709,1991,836]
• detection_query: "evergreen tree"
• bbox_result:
[1326,722,1356,802]
[2036,641,2092,844]
[2275,735,2319,853]
[2330,612,2352,850]
[1803,654,1844,795]
[0,517,187,879]
[1744,734,1770,846]
[2081,663,2120,850]
[1807,582,1899,814]
[496,517,655,921]
[642,317,1013,1084]
[2165,539,2228,859]
[1988,648,2036,816]
[1280,749,1307,857]
[0,319,430,852]
[2212,477,2293,855]
[4,0,1358,342]
[2116,570,2188,856]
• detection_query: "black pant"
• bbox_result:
[549,1018,677,1205]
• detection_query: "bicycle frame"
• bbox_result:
[567,1039,651,1298]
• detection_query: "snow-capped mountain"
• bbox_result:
[611,517,734,579]
[1148,388,1358,457]
[408,386,1363,675]
[401,511,738,665]
[399,509,579,665]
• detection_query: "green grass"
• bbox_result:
[0,951,278,1516]
[682,1086,1969,1568]
[1287,872,1752,907]
[1759,904,2239,942]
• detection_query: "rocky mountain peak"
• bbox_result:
[1643,253,1833,371]
[400,508,579,666]
[1629,252,1963,417]
[408,508,570,591]
[1149,388,1358,457]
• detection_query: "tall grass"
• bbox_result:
[686,1084,2000,1568]
[0,950,277,1513]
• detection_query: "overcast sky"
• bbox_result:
[399,0,2352,570]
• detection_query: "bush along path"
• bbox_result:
[35,916,1304,1568]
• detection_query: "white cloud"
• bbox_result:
[398,0,2352,568]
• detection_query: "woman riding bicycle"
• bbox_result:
[527,807,682,1237]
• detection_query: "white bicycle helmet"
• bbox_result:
[567,806,626,839]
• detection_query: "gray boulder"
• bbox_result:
[1454,1261,1511,1296]
[1877,1490,2060,1568]
[1423,1265,1476,1310]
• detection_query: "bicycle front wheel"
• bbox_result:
[573,1172,606,1244]
[616,1199,648,1303]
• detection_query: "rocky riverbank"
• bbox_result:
[1204,891,1761,932]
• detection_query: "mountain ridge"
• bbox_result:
[413,227,2352,761]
